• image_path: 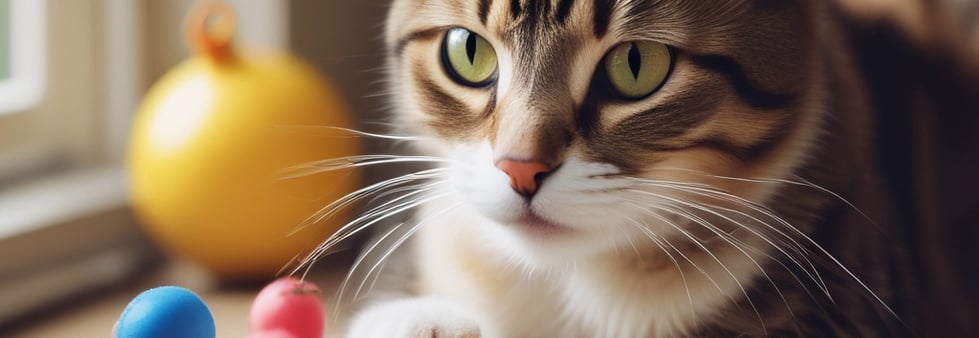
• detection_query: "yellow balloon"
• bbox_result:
[127,3,359,280]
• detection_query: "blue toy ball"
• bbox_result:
[115,286,216,338]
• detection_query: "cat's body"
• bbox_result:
[321,0,979,337]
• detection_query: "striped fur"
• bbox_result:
[331,0,979,337]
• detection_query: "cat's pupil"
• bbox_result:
[627,42,641,79]
[466,33,477,65]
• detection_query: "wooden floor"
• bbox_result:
[4,258,349,338]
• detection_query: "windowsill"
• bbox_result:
[0,166,160,326]
[0,166,129,238]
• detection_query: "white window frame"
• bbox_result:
[0,0,101,183]
[0,0,45,115]
[0,0,118,231]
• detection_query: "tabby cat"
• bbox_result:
[304,0,979,337]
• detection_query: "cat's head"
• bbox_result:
[386,0,824,264]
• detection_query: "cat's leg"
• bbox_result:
[345,297,484,338]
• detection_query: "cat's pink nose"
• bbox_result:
[496,159,553,197]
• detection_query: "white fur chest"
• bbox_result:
[412,204,755,338]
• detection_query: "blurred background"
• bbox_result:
[0,0,389,336]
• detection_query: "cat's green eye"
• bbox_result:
[441,28,498,87]
[603,41,673,99]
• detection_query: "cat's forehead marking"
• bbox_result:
[478,0,492,24]
[493,1,605,81]
[496,0,610,39]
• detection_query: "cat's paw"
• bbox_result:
[346,297,483,338]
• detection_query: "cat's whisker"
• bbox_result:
[644,195,799,326]
[693,202,829,298]
[735,241,820,324]
[622,178,828,296]
[328,180,449,311]
[332,221,407,314]
[279,154,450,180]
[271,125,435,142]
[360,120,418,131]
[621,227,643,259]
[628,211,750,333]
[627,183,829,297]
[293,167,446,235]
[314,184,447,255]
[648,202,773,335]
[649,182,835,301]
[293,184,448,276]
[625,200,767,334]
[623,217,698,330]
[358,222,409,299]
[644,167,875,227]
[351,202,463,302]
[789,175,877,228]
[677,198,829,319]
[780,232,900,318]
[362,91,393,99]
[623,178,898,319]
[624,202,747,308]
[363,259,388,298]
[364,180,446,206]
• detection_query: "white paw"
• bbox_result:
[346,297,483,338]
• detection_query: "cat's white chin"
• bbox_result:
[488,206,578,241]
[512,211,569,234]
[472,203,630,266]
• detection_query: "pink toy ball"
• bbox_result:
[245,328,299,338]
[249,277,326,338]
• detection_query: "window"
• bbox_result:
[0,0,50,182]
[0,0,153,325]
[0,0,301,326]
[0,0,8,80]
[0,0,87,183]
[0,0,44,115]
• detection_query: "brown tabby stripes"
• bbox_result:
[592,0,612,37]
[691,54,798,110]
[415,76,486,140]
[555,0,575,23]
[509,0,521,18]
[506,0,609,37]
[393,0,809,167]
[479,0,492,24]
